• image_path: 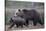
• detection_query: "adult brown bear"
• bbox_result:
[16,9,43,26]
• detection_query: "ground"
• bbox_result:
[5,21,44,31]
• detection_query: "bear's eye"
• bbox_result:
[16,13,18,15]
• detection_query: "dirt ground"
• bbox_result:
[5,21,44,31]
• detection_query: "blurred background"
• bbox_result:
[5,0,44,30]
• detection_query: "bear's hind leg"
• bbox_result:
[33,19,37,26]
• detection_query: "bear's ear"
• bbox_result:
[18,9,21,12]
